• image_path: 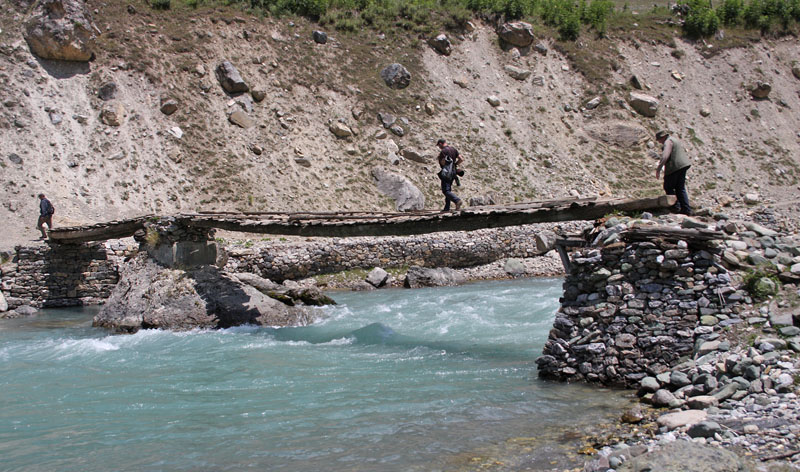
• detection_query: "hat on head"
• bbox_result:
[436,138,446,146]
[655,130,669,140]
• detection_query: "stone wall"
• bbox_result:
[0,241,135,309]
[1,224,565,309]
[225,225,559,282]
[536,236,738,387]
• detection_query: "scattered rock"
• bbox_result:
[98,82,117,101]
[656,409,707,430]
[487,95,501,107]
[504,65,531,81]
[99,103,125,126]
[743,193,760,204]
[628,92,659,117]
[700,107,711,117]
[159,97,178,115]
[371,166,425,212]
[585,97,602,110]
[400,148,427,163]
[228,110,254,128]
[534,42,548,55]
[0,290,7,312]
[216,60,249,94]
[8,153,23,165]
[428,33,451,55]
[453,76,469,88]
[380,63,411,89]
[329,121,353,138]
[366,267,389,288]
[496,21,535,47]
[312,30,327,44]
[750,81,771,99]
[251,89,266,102]
[504,258,525,275]
[24,0,97,61]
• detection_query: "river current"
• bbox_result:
[0,278,633,471]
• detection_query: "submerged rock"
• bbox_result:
[94,254,315,333]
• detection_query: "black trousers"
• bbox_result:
[663,166,691,214]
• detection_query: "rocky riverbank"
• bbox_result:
[532,210,800,472]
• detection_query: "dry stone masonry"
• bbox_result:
[537,228,738,387]
[0,241,134,310]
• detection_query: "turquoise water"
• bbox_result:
[0,278,631,472]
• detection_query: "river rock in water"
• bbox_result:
[404,265,466,288]
[94,254,314,333]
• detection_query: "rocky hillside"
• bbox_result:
[1,0,799,250]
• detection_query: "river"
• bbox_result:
[0,277,634,471]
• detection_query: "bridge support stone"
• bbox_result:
[147,241,218,268]
[137,217,219,269]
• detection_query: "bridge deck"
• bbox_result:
[47,195,676,244]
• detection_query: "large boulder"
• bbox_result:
[380,63,411,89]
[93,254,313,333]
[617,440,752,472]
[404,266,466,288]
[628,92,659,117]
[496,21,535,47]
[504,65,531,81]
[366,267,390,288]
[215,60,249,94]
[371,167,425,212]
[428,34,452,55]
[24,0,97,61]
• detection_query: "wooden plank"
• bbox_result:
[44,196,678,243]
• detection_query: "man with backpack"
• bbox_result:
[436,138,464,212]
[37,193,55,239]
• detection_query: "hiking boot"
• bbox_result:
[454,200,462,211]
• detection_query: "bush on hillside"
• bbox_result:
[150,0,171,9]
[683,0,720,37]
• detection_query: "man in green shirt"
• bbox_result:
[655,130,692,215]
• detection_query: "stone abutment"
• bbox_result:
[536,234,739,387]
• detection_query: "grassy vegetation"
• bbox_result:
[156,0,800,42]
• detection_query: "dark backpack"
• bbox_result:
[438,157,456,182]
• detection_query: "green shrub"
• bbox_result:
[150,0,171,9]
[718,0,744,24]
[743,267,781,300]
[583,0,614,34]
[683,0,720,37]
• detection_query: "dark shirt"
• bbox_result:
[40,198,54,216]
[437,145,459,167]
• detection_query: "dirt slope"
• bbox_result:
[1,0,799,250]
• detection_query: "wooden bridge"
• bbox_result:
[47,195,676,244]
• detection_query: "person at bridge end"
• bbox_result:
[655,130,692,216]
[37,193,55,240]
[436,138,464,212]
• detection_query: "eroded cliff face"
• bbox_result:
[1,0,799,250]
